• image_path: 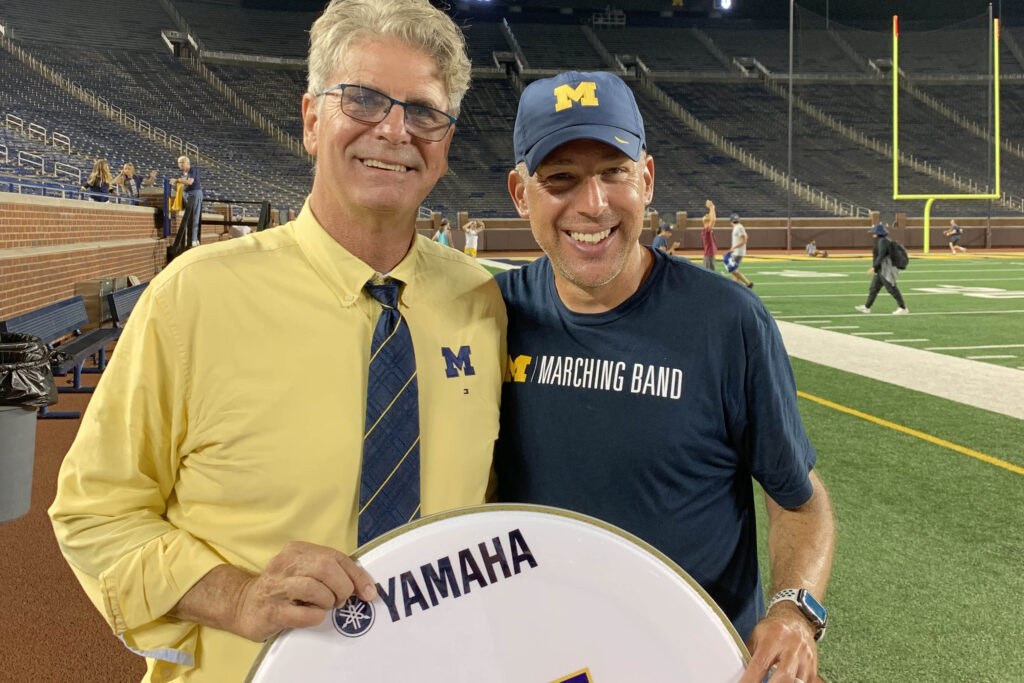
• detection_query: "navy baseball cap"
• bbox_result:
[730,213,740,223]
[869,223,888,236]
[513,71,646,175]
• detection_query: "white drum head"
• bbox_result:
[246,504,748,682]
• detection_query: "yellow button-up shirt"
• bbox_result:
[49,204,506,682]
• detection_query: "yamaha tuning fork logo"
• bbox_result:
[333,595,375,637]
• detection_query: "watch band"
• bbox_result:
[768,589,826,642]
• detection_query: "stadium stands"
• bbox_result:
[175,2,315,58]
[508,22,609,70]
[593,26,728,72]
[1,2,1022,219]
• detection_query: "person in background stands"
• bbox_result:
[171,156,203,247]
[462,218,485,257]
[82,159,115,202]
[701,199,718,271]
[112,163,141,200]
[495,70,835,683]
[944,219,967,254]
[48,1,506,680]
[855,222,908,315]
[652,222,679,255]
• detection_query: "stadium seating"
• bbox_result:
[1,1,1022,219]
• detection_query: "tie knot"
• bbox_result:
[365,280,400,309]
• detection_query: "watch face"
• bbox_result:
[799,590,827,623]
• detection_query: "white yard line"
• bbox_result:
[967,355,1017,360]
[924,344,1024,351]
[752,277,1024,286]
[793,320,835,324]
[778,309,1024,319]
[759,292,950,299]
[886,338,930,343]
[852,332,893,336]
[821,326,860,330]
[778,321,1024,420]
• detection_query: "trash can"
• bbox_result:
[0,332,58,523]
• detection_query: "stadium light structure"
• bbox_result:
[714,0,734,10]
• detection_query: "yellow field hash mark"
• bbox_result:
[797,391,1024,476]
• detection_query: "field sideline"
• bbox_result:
[482,252,1024,682]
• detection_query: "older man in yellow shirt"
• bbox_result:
[48,1,505,681]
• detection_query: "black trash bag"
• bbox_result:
[0,332,58,408]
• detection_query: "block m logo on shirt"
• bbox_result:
[504,354,533,383]
[554,82,599,112]
[441,346,476,378]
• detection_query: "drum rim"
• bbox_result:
[245,502,750,681]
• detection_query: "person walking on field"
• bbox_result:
[723,213,753,288]
[701,199,717,271]
[855,222,909,315]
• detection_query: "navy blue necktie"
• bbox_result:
[358,278,421,546]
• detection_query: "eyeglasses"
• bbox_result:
[317,83,456,142]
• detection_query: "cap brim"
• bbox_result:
[522,124,642,175]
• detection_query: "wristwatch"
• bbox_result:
[768,589,827,642]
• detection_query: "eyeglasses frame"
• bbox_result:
[316,83,457,142]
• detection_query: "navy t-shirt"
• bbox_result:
[494,249,816,640]
[184,166,201,193]
[652,234,668,251]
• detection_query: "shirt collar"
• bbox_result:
[292,201,422,308]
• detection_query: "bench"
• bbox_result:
[108,282,149,332]
[0,297,118,419]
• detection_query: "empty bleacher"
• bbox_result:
[175,2,315,58]
[2,3,1022,219]
[593,26,727,72]
[509,22,608,70]
[702,28,861,74]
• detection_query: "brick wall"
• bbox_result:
[0,194,167,320]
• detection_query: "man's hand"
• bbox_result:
[171,541,377,643]
[739,602,820,683]
[867,266,875,274]
[706,199,714,209]
[670,241,680,250]
[232,542,377,642]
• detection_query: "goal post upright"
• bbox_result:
[892,14,1001,254]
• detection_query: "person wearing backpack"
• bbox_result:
[855,222,909,315]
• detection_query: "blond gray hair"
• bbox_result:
[307,0,471,118]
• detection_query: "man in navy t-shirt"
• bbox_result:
[495,71,836,683]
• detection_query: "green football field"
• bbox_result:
[483,253,1024,682]
[749,253,1024,371]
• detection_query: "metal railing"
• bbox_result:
[17,151,44,174]
[0,177,143,204]
[0,35,201,161]
[638,75,869,217]
[185,55,311,162]
[763,77,1024,214]
[53,162,81,185]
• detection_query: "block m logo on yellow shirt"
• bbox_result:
[554,82,599,112]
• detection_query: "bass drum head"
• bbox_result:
[247,504,748,683]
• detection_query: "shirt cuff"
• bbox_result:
[98,529,226,634]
